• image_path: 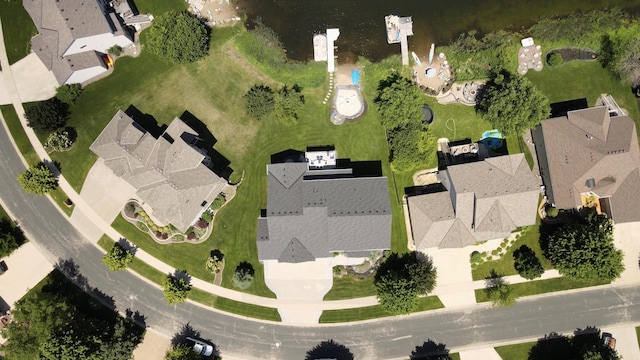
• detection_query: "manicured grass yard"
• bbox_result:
[319,296,443,323]
[475,276,609,303]
[133,0,186,15]
[97,236,281,321]
[323,276,376,300]
[526,60,640,128]
[471,224,551,281]
[0,0,36,65]
[0,105,73,216]
[494,341,537,360]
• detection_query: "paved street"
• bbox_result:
[2,120,640,358]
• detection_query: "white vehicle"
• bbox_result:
[186,337,214,356]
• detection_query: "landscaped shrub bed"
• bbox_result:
[546,48,598,66]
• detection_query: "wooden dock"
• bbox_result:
[384,15,413,65]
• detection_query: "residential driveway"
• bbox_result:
[0,242,53,309]
[263,258,333,324]
[603,325,640,360]
[612,221,640,285]
[78,158,137,223]
[459,347,502,360]
[132,329,171,360]
[71,158,137,242]
[10,53,57,103]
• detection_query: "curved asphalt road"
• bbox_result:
[1,123,640,359]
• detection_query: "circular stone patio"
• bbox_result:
[332,86,365,125]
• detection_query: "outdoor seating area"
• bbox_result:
[413,52,452,95]
[331,65,366,124]
[518,37,543,75]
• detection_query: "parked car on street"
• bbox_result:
[602,332,616,349]
[186,337,214,356]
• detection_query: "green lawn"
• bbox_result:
[97,235,281,321]
[636,326,640,350]
[475,276,609,303]
[132,0,186,15]
[472,224,551,281]
[0,105,73,216]
[0,1,36,65]
[450,353,461,360]
[494,341,537,360]
[319,296,443,323]
[526,60,640,130]
[323,276,376,300]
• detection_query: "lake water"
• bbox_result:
[239,0,640,63]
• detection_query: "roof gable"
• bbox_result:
[567,106,610,142]
[475,200,517,233]
[278,238,315,263]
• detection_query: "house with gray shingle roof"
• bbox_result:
[90,110,227,232]
[408,153,540,250]
[23,0,134,85]
[256,152,392,263]
[532,105,640,223]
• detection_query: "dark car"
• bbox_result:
[0,261,8,275]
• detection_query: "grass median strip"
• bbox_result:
[97,235,281,322]
[323,276,376,300]
[319,296,443,323]
[0,105,73,216]
[474,277,610,303]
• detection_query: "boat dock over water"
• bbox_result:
[385,15,413,65]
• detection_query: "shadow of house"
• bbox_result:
[179,111,233,180]
[124,105,167,139]
[270,149,306,164]
[549,98,589,118]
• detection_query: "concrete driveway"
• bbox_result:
[71,158,136,241]
[263,258,334,324]
[613,221,640,285]
[8,53,57,104]
[0,242,53,309]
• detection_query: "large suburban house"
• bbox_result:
[256,150,391,263]
[532,103,640,223]
[23,0,135,85]
[90,110,227,232]
[407,153,540,250]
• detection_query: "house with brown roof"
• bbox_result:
[532,104,640,223]
[407,154,540,250]
[23,0,135,85]
[90,110,227,232]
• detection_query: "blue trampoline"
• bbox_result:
[480,129,504,150]
[351,70,360,85]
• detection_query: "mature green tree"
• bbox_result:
[243,84,275,120]
[600,24,640,87]
[273,85,304,123]
[387,123,435,172]
[40,328,101,360]
[17,161,58,195]
[374,74,424,129]
[102,243,134,271]
[513,245,544,280]
[165,344,206,360]
[545,212,623,282]
[484,271,517,307]
[25,98,68,132]
[0,232,19,258]
[100,319,143,360]
[55,84,83,105]
[163,274,191,305]
[232,262,255,289]
[146,11,209,64]
[374,252,437,314]
[476,70,550,135]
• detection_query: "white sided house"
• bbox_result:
[23,0,135,85]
